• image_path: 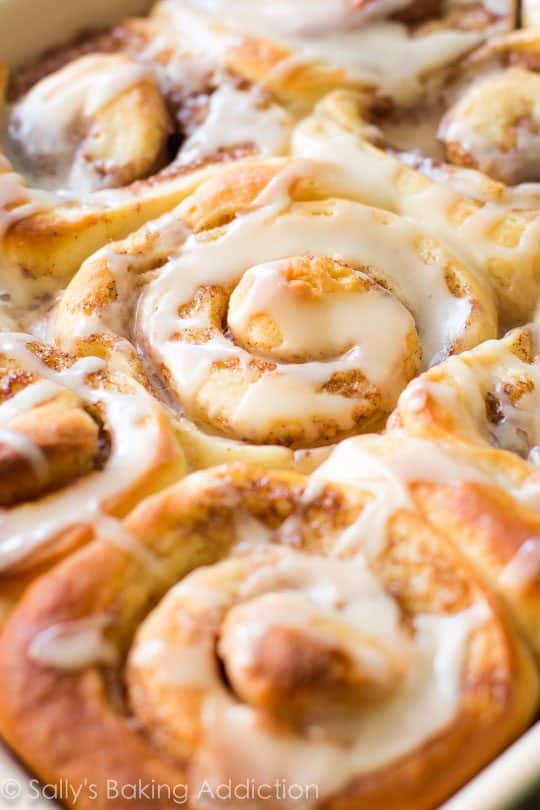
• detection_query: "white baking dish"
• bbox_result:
[0,1,539,807]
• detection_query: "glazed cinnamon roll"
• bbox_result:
[0,461,535,810]
[0,332,184,598]
[437,31,540,184]
[54,159,496,470]
[391,321,540,463]
[294,89,540,324]
[382,322,540,655]
[0,54,222,285]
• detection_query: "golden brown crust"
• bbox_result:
[0,462,535,810]
[0,401,100,506]
[387,325,540,657]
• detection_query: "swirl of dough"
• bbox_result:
[0,332,184,592]
[438,32,540,184]
[0,462,535,810]
[54,159,496,470]
[293,89,540,323]
[361,323,540,656]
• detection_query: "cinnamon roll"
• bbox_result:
[381,322,540,655]
[437,31,540,184]
[171,0,516,105]
[54,159,496,470]
[392,321,540,463]
[0,54,220,285]
[0,461,535,810]
[294,89,540,323]
[0,332,184,598]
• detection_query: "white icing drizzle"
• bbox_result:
[129,23,217,100]
[403,329,540,459]
[9,55,151,192]
[179,83,292,165]
[94,514,163,573]
[129,546,487,807]
[127,177,470,440]
[438,69,540,185]
[394,328,540,517]
[312,434,488,557]
[0,334,166,570]
[499,538,540,591]
[28,615,117,670]
[179,0,502,102]
[188,0,412,36]
[0,378,60,424]
[58,158,478,445]
[293,108,540,320]
[0,159,56,237]
[227,258,414,362]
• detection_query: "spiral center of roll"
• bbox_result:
[228,256,416,364]
[219,592,403,728]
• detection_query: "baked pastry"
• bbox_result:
[293,88,540,324]
[0,0,519,334]
[391,321,540,463]
[0,461,535,810]
[0,55,228,284]
[0,332,184,603]
[53,158,496,470]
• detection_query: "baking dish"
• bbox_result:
[0,0,539,808]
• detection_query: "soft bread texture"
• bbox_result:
[0,462,535,810]
[0,0,516,284]
[54,158,496,470]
